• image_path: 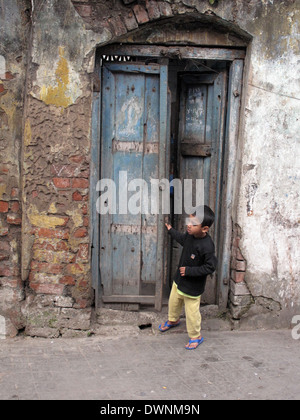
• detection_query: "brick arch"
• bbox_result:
[71,0,251,46]
[71,1,174,38]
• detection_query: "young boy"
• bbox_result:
[159,205,217,350]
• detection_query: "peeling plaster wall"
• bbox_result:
[233,1,300,321]
[20,0,111,337]
[29,0,109,107]
[0,0,299,336]
[0,0,31,337]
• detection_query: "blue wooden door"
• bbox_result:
[100,62,168,310]
[177,71,228,304]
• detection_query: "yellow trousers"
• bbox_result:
[168,282,201,338]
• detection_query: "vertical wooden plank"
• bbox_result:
[203,83,213,206]
[155,63,168,311]
[91,67,101,308]
[177,80,187,233]
[212,70,227,245]
[100,65,114,296]
[141,74,159,284]
[164,88,172,289]
[177,72,229,305]
[184,84,207,141]
[111,71,144,297]
[178,81,208,227]
[112,152,143,295]
[99,62,168,309]
[207,71,227,243]
[218,59,244,309]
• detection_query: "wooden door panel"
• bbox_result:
[178,71,227,304]
[100,62,168,309]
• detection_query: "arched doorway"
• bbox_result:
[90,16,250,311]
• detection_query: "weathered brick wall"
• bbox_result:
[72,0,174,34]
[18,0,109,338]
[229,224,251,319]
[0,0,31,337]
[24,96,92,304]
[22,85,95,336]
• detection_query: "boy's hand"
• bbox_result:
[179,267,186,276]
[165,223,172,231]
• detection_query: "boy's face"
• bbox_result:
[186,214,208,237]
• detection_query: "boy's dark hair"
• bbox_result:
[193,205,215,228]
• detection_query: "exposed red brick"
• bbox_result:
[29,271,63,284]
[30,261,64,274]
[145,0,161,20]
[73,227,88,238]
[72,191,83,201]
[158,1,172,16]
[236,260,246,271]
[5,71,14,80]
[2,266,12,276]
[76,244,89,262]
[59,275,76,285]
[11,188,19,198]
[30,283,65,295]
[235,271,245,283]
[0,84,6,94]
[66,263,85,275]
[81,204,88,215]
[33,239,69,252]
[60,216,69,226]
[0,263,18,277]
[0,201,9,213]
[236,248,244,261]
[71,178,89,188]
[232,236,240,248]
[10,201,20,213]
[53,177,70,188]
[133,4,149,24]
[34,227,69,240]
[33,248,74,264]
[74,298,89,309]
[69,155,85,164]
[123,10,138,31]
[7,214,21,225]
[74,4,92,17]
[108,15,127,37]
[0,277,22,288]
[0,228,9,237]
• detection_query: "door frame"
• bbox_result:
[91,44,245,310]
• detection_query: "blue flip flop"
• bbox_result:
[158,320,180,332]
[185,337,204,350]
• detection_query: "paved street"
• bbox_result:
[0,330,300,400]
[0,328,299,400]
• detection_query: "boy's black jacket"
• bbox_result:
[168,227,218,296]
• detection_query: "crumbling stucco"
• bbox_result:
[30,0,110,107]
